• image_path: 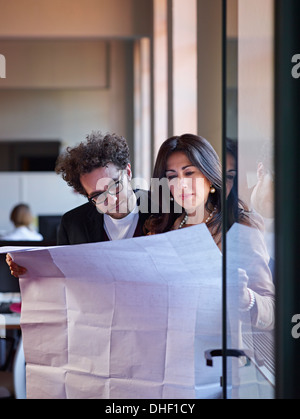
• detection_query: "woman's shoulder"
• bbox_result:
[239,208,265,232]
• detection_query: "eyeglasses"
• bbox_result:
[88,177,124,206]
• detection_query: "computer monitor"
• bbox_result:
[0,240,56,294]
[38,215,62,243]
[0,253,20,293]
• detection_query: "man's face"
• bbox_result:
[80,163,136,219]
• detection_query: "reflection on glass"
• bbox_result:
[250,141,275,264]
[225,0,275,399]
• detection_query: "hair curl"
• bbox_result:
[55,131,130,196]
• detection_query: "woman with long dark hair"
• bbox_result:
[145,134,222,243]
[145,134,261,244]
[145,133,274,330]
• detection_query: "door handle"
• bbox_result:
[205,349,252,367]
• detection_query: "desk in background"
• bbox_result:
[1,313,21,330]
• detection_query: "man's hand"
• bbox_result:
[6,253,27,278]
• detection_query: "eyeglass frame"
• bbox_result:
[87,173,125,206]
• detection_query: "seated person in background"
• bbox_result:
[144,133,275,330]
[1,203,43,241]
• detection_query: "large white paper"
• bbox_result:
[1,225,223,399]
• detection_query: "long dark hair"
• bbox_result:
[145,134,222,237]
[226,138,257,230]
[226,138,239,229]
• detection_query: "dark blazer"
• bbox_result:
[57,189,151,245]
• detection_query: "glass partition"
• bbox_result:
[224,0,275,399]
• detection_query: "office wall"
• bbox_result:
[0,40,134,149]
[0,0,153,149]
[0,40,109,90]
[197,0,222,157]
[0,0,152,39]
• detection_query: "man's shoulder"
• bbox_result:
[62,202,100,221]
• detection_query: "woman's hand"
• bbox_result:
[6,253,27,278]
[238,268,251,310]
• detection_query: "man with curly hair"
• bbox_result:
[7,131,151,276]
[55,131,151,244]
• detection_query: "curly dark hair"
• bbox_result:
[55,131,130,196]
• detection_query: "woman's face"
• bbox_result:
[226,152,237,198]
[165,151,211,215]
